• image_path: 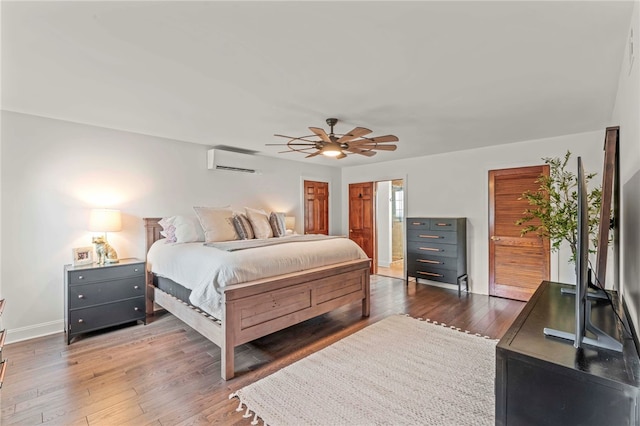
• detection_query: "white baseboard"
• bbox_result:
[6,319,64,344]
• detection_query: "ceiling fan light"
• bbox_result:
[321,145,342,157]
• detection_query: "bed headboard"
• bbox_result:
[144,217,164,254]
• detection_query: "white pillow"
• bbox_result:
[245,207,273,239]
[193,206,238,242]
[172,215,206,243]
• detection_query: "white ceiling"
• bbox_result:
[1,1,635,166]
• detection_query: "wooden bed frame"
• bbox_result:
[143,218,370,380]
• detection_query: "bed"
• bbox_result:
[144,218,371,380]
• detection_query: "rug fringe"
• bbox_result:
[230,392,267,426]
[399,314,497,341]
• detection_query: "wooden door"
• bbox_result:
[349,182,375,274]
[489,165,550,301]
[304,180,329,235]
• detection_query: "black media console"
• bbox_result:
[496,280,640,425]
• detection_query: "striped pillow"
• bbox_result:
[269,212,286,237]
[232,214,255,240]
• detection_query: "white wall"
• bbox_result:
[0,111,341,343]
[611,1,640,333]
[341,131,606,295]
[376,181,392,267]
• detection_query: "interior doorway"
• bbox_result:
[375,179,405,279]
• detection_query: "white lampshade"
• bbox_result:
[285,216,296,230]
[89,209,122,232]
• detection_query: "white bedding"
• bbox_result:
[147,236,368,319]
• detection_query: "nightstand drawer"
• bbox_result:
[68,298,145,334]
[407,230,458,244]
[68,263,144,285]
[408,253,458,271]
[69,277,145,309]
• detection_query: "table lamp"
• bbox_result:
[89,208,122,264]
[285,216,296,234]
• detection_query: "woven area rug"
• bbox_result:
[230,314,497,425]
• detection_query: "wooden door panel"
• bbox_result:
[349,182,375,274]
[304,180,329,235]
[489,165,550,301]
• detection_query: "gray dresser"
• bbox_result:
[406,217,468,295]
[65,258,146,344]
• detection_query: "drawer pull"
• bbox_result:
[78,294,85,299]
[419,234,442,239]
[78,319,84,324]
[134,285,139,290]
[417,259,441,264]
[418,271,443,277]
[134,307,139,311]
[419,247,441,252]
[78,275,84,280]
[134,268,139,272]
[411,222,424,226]
[435,223,451,227]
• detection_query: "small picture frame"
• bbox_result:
[72,246,94,266]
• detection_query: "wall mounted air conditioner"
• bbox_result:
[207,149,259,174]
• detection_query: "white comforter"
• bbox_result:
[147,236,368,319]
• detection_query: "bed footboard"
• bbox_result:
[144,217,370,380]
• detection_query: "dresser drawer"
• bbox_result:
[68,277,145,309]
[406,218,430,230]
[413,266,459,285]
[68,298,145,334]
[430,218,459,231]
[407,241,458,258]
[408,253,458,271]
[68,263,144,285]
[407,230,458,244]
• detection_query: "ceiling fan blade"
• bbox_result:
[337,127,372,143]
[274,134,322,143]
[305,151,323,158]
[352,144,397,151]
[345,147,377,157]
[336,153,347,159]
[266,143,316,146]
[309,127,332,143]
[364,135,399,143]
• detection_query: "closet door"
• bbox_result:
[489,165,550,301]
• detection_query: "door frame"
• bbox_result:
[300,176,332,234]
[488,165,551,299]
[343,174,409,276]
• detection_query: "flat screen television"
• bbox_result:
[543,157,622,352]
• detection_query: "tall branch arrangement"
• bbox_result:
[516,151,602,263]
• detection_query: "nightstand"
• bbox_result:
[64,258,146,344]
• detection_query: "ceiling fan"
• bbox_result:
[267,118,399,159]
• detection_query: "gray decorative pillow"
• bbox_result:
[269,212,286,237]
[232,214,255,240]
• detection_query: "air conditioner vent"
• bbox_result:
[207,149,259,174]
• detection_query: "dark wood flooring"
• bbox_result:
[1,275,525,425]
